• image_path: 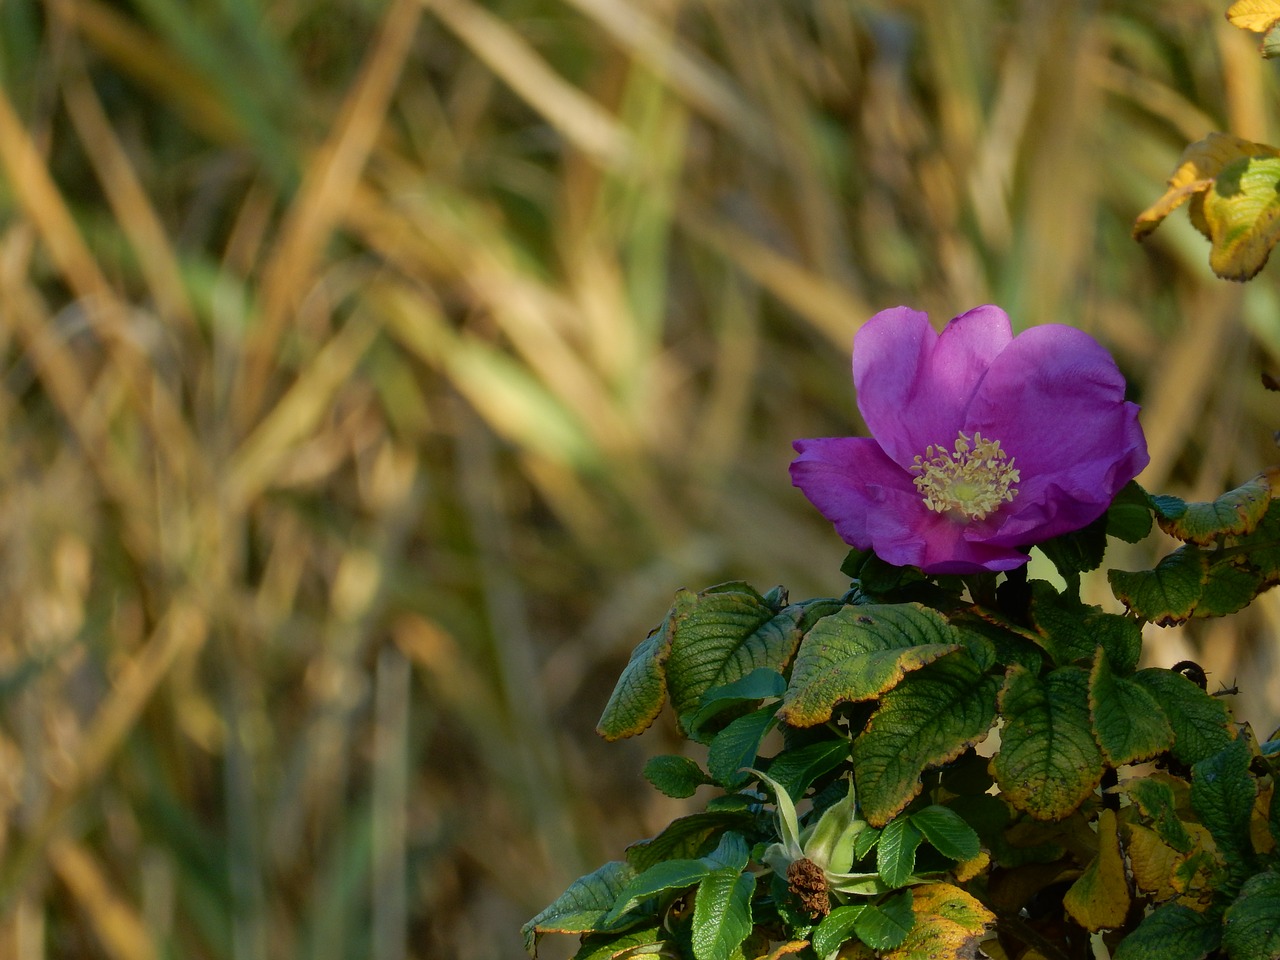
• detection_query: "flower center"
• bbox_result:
[909,431,1020,521]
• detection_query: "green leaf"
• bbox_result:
[605,859,711,923]
[571,924,668,960]
[1088,650,1174,766]
[643,755,712,799]
[625,811,756,873]
[993,665,1105,820]
[779,604,962,727]
[812,905,867,957]
[1203,154,1280,281]
[1108,548,1208,625]
[1191,738,1257,868]
[523,861,638,952]
[1028,582,1141,671]
[707,705,777,787]
[951,613,1043,673]
[688,668,787,739]
[1156,474,1272,544]
[1196,559,1266,618]
[909,805,981,862]
[1107,481,1155,543]
[853,889,915,951]
[1036,514,1108,582]
[1120,777,1193,853]
[851,653,1000,825]
[1132,669,1234,766]
[763,739,849,801]
[1112,902,1222,960]
[690,869,755,960]
[597,622,672,741]
[877,816,925,888]
[662,584,800,739]
[1222,869,1280,960]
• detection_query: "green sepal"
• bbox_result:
[779,603,962,727]
[993,665,1105,821]
[643,755,713,799]
[1155,474,1272,544]
[522,860,638,954]
[1088,649,1174,766]
[1222,869,1280,960]
[851,652,1000,825]
[853,888,915,950]
[1131,668,1234,766]
[1112,902,1221,960]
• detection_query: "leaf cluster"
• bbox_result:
[525,481,1280,960]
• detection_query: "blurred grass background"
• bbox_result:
[1,0,1280,957]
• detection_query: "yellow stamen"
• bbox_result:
[909,431,1020,521]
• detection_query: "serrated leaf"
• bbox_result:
[910,805,981,862]
[1063,809,1129,931]
[874,883,995,960]
[1028,583,1141,671]
[1112,902,1222,960]
[1121,777,1194,853]
[690,868,755,960]
[1222,869,1280,960]
[1107,481,1155,543]
[1037,515,1108,583]
[951,613,1043,674]
[523,861,638,952]
[661,585,800,739]
[812,904,867,957]
[877,816,925,888]
[1133,132,1280,244]
[1124,823,1183,900]
[1191,738,1257,868]
[762,739,849,801]
[854,889,915,951]
[625,811,756,873]
[851,653,1000,825]
[994,665,1104,821]
[707,706,777,787]
[1203,153,1280,281]
[571,923,668,960]
[688,668,787,739]
[1228,0,1280,33]
[1108,548,1208,625]
[597,622,673,741]
[1197,559,1266,619]
[1157,475,1272,544]
[1132,669,1234,766]
[778,604,962,727]
[1089,650,1174,766]
[643,755,712,799]
[605,859,711,924]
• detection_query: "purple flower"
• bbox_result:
[790,305,1149,574]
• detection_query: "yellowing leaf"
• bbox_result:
[1125,823,1182,901]
[1227,0,1280,33]
[1133,133,1280,241]
[953,850,990,883]
[1203,153,1280,280]
[873,884,996,960]
[1063,809,1130,931]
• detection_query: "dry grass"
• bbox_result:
[0,1,1276,957]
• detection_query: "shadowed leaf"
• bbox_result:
[1132,669,1234,766]
[1063,809,1129,931]
[1222,869,1280,959]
